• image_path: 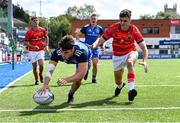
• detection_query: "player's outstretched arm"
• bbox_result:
[41,60,57,93]
[92,37,105,49]
[44,36,49,52]
[57,62,88,86]
[138,41,148,73]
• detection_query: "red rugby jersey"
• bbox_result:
[103,22,143,56]
[25,27,47,51]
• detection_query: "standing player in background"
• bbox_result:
[75,14,104,83]
[40,35,92,103]
[25,16,49,85]
[92,9,148,101]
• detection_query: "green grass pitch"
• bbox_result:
[0,59,180,122]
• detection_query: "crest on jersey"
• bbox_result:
[127,35,132,40]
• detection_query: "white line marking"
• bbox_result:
[0,70,32,93]
[136,85,180,87]
[0,63,9,65]
[0,107,180,112]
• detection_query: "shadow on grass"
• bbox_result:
[71,96,132,108]
[19,96,132,116]
[19,102,69,116]
[50,82,94,87]
[0,82,93,89]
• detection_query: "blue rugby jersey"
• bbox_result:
[50,41,92,64]
[80,24,104,45]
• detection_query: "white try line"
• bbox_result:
[0,70,32,93]
[1,107,180,112]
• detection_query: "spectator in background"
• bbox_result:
[16,43,24,64]
[7,46,12,63]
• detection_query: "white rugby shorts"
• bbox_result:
[112,51,138,71]
[28,50,45,63]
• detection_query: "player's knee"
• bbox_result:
[75,74,83,83]
[115,80,122,85]
[127,60,133,67]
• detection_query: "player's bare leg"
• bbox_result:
[127,52,137,101]
[114,69,125,96]
[32,62,38,85]
[68,80,82,103]
[92,58,98,83]
[38,59,44,83]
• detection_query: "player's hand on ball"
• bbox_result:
[57,78,67,86]
[139,61,148,73]
[40,85,49,94]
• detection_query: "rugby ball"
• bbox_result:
[33,90,54,105]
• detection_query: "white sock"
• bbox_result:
[118,82,124,89]
[128,82,135,91]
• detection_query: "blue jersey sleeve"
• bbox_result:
[80,26,87,35]
[99,26,104,35]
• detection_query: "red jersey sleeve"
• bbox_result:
[133,25,143,43]
[103,22,120,41]
[25,29,31,42]
[42,28,48,46]
[41,27,47,38]
[103,23,116,40]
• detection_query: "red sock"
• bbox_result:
[128,73,135,91]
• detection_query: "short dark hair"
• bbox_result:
[119,9,131,18]
[91,13,97,18]
[31,16,38,21]
[58,35,75,51]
